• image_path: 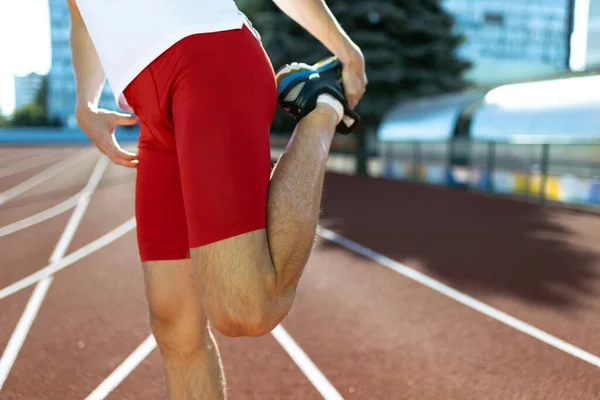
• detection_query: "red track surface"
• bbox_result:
[1,146,599,399]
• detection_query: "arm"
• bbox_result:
[67,0,138,167]
[68,0,105,110]
[272,0,367,108]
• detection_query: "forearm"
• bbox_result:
[68,0,105,111]
[272,0,357,64]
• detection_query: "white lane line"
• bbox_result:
[85,335,157,400]
[0,277,54,389]
[0,194,80,237]
[0,217,136,301]
[0,149,88,206]
[82,317,343,400]
[0,153,59,179]
[49,156,109,262]
[318,228,600,369]
[0,155,108,390]
[271,325,344,400]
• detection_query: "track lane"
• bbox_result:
[1,159,321,399]
[280,241,600,400]
[0,147,81,192]
[0,289,34,358]
[320,173,600,357]
[0,148,57,168]
[0,149,97,227]
[3,149,600,399]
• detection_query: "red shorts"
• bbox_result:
[123,26,277,261]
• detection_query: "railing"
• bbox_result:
[272,135,600,207]
[376,138,600,207]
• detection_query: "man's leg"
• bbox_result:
[143,260,226,399]
[189,102,340,337]
[132,130,227,398]
[168,27,348,337]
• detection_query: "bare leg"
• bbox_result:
[144,259,226,399]
[266,103,338,293]
[191,102,340,336]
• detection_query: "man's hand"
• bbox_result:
[340,44,367,110]
[271,0,368,108]
[69,0,136,167]
[76,104,139,168]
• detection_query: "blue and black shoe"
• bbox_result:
[276,56,361,135]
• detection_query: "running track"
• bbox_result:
[0,145,599,399]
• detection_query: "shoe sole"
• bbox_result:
[276,57,341,96]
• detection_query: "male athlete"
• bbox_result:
[67,0,367,398]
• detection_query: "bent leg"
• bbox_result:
[170,27,338,337]
[189,106,338,337]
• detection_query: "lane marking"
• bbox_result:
[0,153,59,179]
[0,217,136,301]
[271,325,344,400]
[82,326,342,400]
[0,194,80,237]
[49,157,109,262]
[0,156,109,390]
[318,227,600,369]
[0,277,54,389]
[0,149,89,206]
[84,335,157,400]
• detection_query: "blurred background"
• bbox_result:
[1,0,600,207]
[2,3,600,398]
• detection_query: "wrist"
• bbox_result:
[74,100,96,123]
[75,98,97,113]
[336,40,361,67]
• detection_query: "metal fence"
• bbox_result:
[271,136,600,207]
[376,139,600,206]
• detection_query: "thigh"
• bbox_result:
[135,125,190,262]
[171,26,278,250]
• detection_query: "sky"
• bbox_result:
[0,1,51,115]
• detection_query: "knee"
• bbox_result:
[210,297,292,338]
[212,311,279,338]
[149,309,207,356]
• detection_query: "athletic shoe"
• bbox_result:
[276,57,361,134]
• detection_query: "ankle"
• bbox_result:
[316,94,343,123]
[303,106,339,132]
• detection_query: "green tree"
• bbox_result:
[34,75,49,113]
[238,0,471,174]
[11,103,47,126]
[0,107,8,127]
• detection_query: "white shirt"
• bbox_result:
[75,0,248,110]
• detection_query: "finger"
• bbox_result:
[113,156,139,168]
[107,149,137,168]
[113,142,138,158]
[115,148,139,162]
[347,92,359,110]
[112,112,139,126]
[115,159,139,168]
[110,135,138,159]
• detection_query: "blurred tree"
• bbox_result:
[238,0,471,174]
[0,107,8,127]
[34,75,49,113]
[9,76,62,127]
[11,103,47,126]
